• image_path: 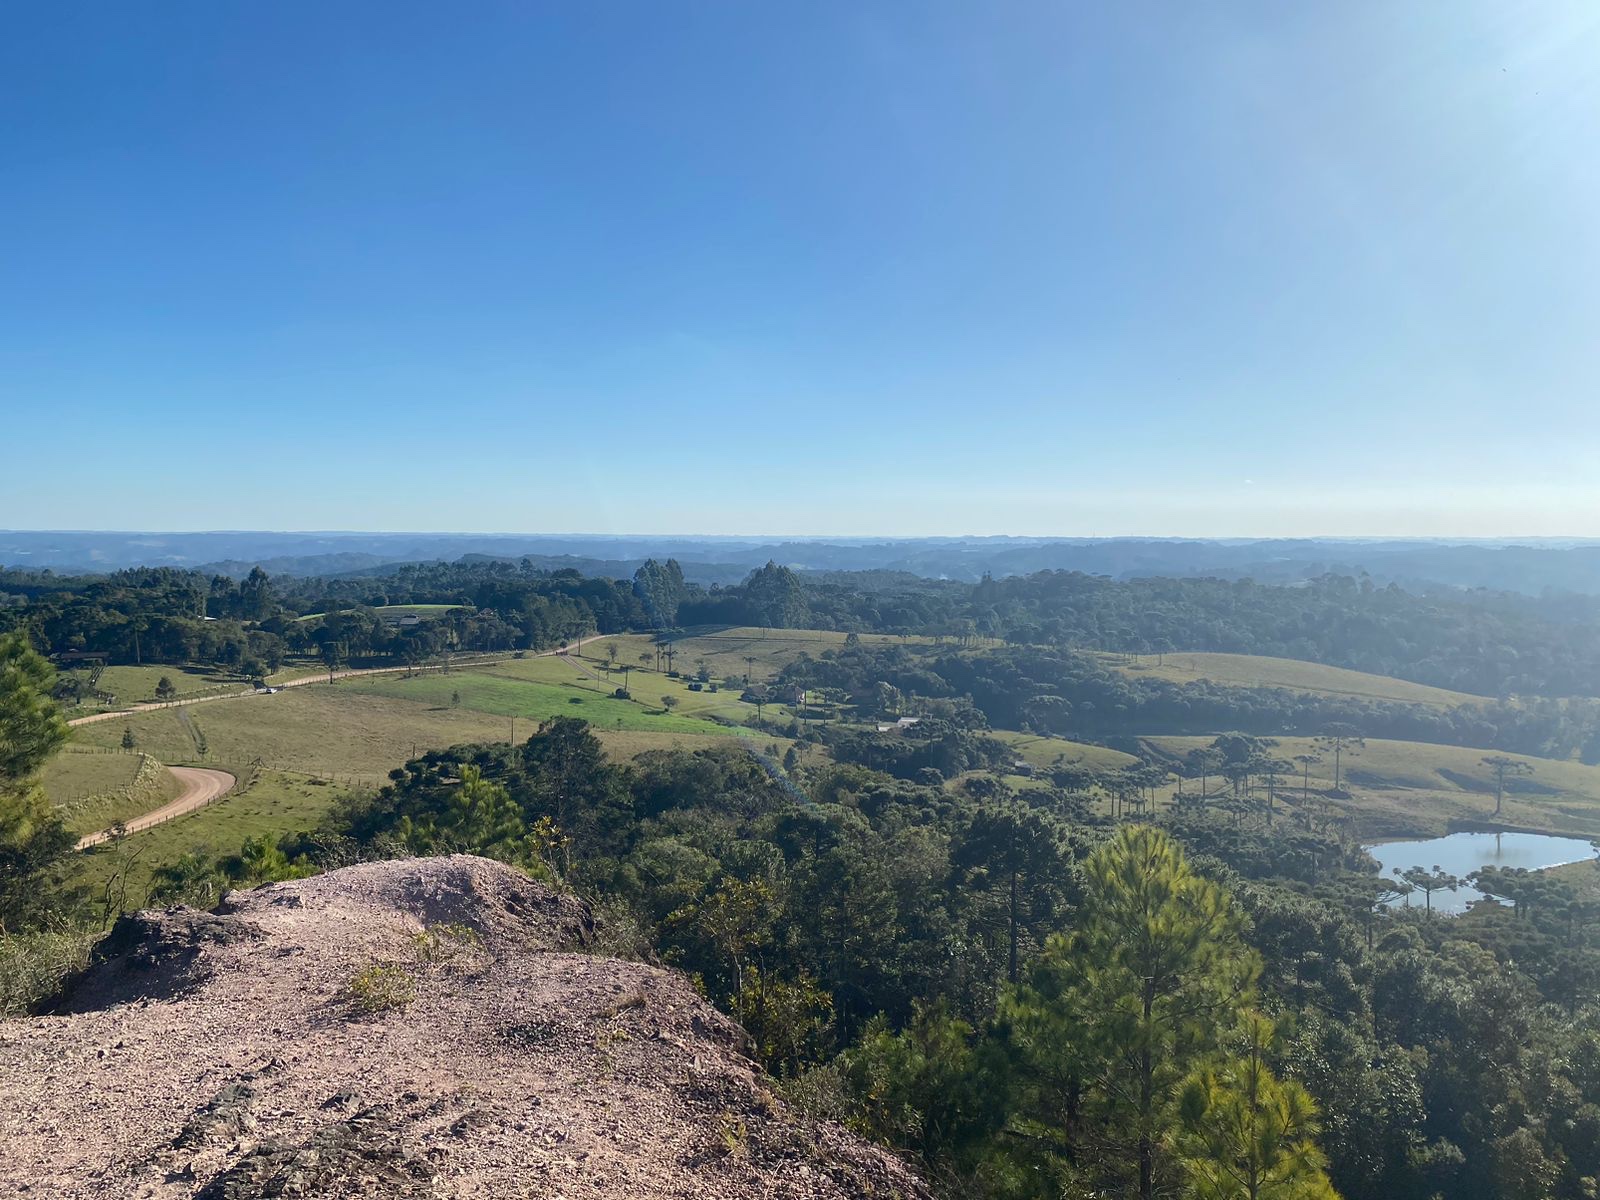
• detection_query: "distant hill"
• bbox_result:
[9,530,1600,594]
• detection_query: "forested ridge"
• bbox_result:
[7,557,1600,699]
[779,642,1600,762]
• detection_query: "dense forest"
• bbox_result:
[7,557,1600,701]
[53,714,1600,1200]
[779,642,1600,762]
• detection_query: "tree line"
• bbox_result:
[13,557,1600,701]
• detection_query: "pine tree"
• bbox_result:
[0,633,74,934]
[1005,825,1259,1200]
[1175,1013,1339,1200]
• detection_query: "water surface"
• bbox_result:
[1364,831,1594,915]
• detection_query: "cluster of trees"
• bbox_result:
[778,641,1600,759]
[820,717,1013,783]
[731,568,1600,700]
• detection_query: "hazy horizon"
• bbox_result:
[8,527,1600,544]
[9,524,1600,544]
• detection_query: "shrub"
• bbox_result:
[410,923,482,968]
[346,962,415,1014]
[0,928,98,1016]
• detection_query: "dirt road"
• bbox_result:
[74,767,237,850]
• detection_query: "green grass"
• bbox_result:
[489,649,762,724]
[1145,734,1600,838]
[626,626,934,685]
[1107,652,1487,708]
[990,730,1140,772]
[72,663,754,784]
[45,751,184,837]
[40,750,145,806]
[59,663,250,714]
[72,685,517,782]
[69,771,344,906]
[343,668,725,735]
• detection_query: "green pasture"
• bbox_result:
[1107,652,1487,708]
[1146,734,1600,838]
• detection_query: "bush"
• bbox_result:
[0,928,98,1016]
[345,962,415,1014]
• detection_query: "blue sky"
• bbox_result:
[4,2,1599,536]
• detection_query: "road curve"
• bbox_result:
[66,634,608,728]
[75,767,237,851]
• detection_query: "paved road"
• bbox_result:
[66,635,608,728]
[74,767,237,850]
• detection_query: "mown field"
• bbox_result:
[1108,652,1487,708]
[343,667,724,735]
[491,648,762,723]
[1146,734,1600,839]
[42,749,185,837]
[62,655,797,910]
[58,663,251,716]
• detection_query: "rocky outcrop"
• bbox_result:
[0,855,929,1199]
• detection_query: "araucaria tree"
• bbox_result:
[1005,825,1336,1200]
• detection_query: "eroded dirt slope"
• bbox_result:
[0,855,928,1200]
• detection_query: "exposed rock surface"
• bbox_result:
[0,855,929,1199]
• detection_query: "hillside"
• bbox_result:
[0,856,930,1200]
[1110,651,1488,708]
[1147,733,1600,838]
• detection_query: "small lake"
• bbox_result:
[1364,831,1596,915]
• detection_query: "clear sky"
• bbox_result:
[4,2,1599,537]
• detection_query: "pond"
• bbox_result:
[1364,831,1596,915]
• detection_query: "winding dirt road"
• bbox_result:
[66,637,612,851]
[74,767,237,851]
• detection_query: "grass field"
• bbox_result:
[1108,652,1487,708]
[42,750,185,837]
[69,771,345,906]
[59,663,251,715]
[636,626,931,684]
[71,660,765,784]
[1145,734,1600,838]
[40,750,145,805]
[343,668,723,735]
[1547,858,1600,899]
[492,649,763,724]
[71,685,517,783]
[991,729,1140,772]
